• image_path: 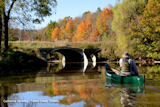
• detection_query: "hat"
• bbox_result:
[122,51,130,58]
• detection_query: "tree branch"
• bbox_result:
[8,0,17,18]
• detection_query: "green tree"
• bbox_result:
[58,16,71,40]
[82,11,91,20]
[112,0,145,55]
[45,21,57,40]
[132,0,160,59]
[0,0,57,50]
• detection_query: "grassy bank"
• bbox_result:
[6,41,158,64]
[10,41,158,58]
[0,46,47,74]
[9,41,110,59]
[9,41,101,49]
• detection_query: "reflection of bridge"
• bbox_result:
[38,47,101,63]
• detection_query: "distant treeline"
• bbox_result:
[9,0,160,59]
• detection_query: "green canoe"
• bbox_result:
[105,64,145,85]
[105,79,144,93]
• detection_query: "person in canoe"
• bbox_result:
[119,52,138,76]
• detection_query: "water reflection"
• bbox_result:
[1,76,108,107]
[0,72,38,107]
[51,79,109,106]
[0,64,160,107]
[0,63,104,107]
[105,79,144,107]
[47,62,101,74]
[139,65,160,81]
[120,88,137,107]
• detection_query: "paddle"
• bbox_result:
[111,68,120,75]
[105,64,120,75]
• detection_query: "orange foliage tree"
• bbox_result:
[73,20,93,42]
[48,8,113,42]
[96,8,113,38]
[89,28,99,42]
[51,27,60,41]
[64,18,74,40]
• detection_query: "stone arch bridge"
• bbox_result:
[38,47,101,63]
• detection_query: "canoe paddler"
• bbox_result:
[119,52,138,76]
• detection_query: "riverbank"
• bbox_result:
[0,41,159,74]
[0,47,47,75]
[9,41,159,61]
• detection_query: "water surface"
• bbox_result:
[0,63,160,107]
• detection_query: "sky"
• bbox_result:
[34,0,116,29]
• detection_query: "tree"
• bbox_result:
[0,0,4,50]
[96,8,113,40]
[0,11,2,49]
[8,27,18,41]
[112,0,146,55]
[51,27,60,41]
[45,21,57,40]
[0,0,57,50]
[82,11,91,20]
[72,20,93,42]
[65,18,74,40]
[89,28,99,42]
[58,16,70,40]
[132,0,160,58]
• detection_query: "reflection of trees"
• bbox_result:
[136,92,160,107]
[105,79,145,107]
[120,88,137,107]
[136,81,160,107]
[139,65,160,80]
[0,72,39,107]
[51,79,109,106]
[0,85,9,107]
[127,65,160,107]
[47,63,64,73]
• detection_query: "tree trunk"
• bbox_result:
[0,14,2,50]
[4,16,9,50]
[2,12,9,51]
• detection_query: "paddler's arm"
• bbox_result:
[131,60,138,75]
[111,68,120,75]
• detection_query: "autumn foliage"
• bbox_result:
[51,27,60,41]
[72,20,93,42]
[51,80,109,106]
[49,8,113,42]
[9,0,160,59]
[96,8,113,36]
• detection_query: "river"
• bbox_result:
[0,63,160,107]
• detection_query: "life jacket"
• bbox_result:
[121,58,130,72]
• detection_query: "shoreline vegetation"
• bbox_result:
[9,41,160,63]
[0,41,159,75]
[1,41,159,67]
[0,43,47,74]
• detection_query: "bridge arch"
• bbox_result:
[38,47,101,65]
[50,47,84,62]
